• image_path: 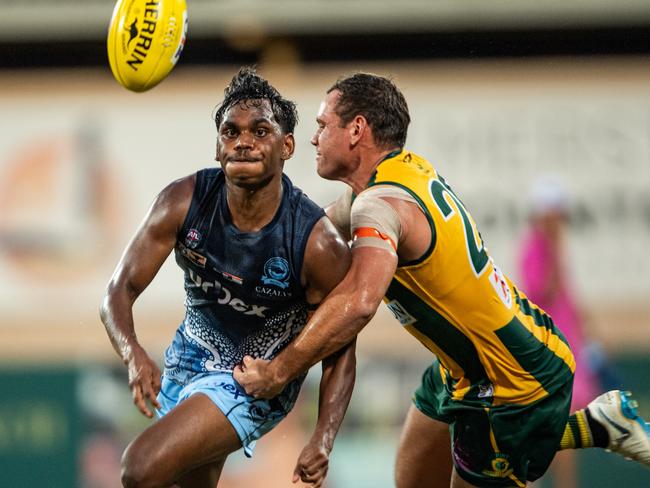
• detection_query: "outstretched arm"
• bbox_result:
[235,215,355,486]
[236,244,397,397]
[295,217,356,487]
[293,336,357,487]
[281,245,396,385]
[235,191,425,397]
[99,175,194,417]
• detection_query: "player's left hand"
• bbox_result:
[293,437,330,487]
[233,355,284,399]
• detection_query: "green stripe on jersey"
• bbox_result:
[495,316,574,394]
[385,278,487,382]
[513,288,570,348]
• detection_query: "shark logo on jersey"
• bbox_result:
[261,257,290,289]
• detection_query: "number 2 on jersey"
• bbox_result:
[429,178,489,277]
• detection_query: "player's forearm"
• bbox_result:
[312,339,357,450]
[269,248,393,389]
[272,288,376,386]
[99,283,143,364]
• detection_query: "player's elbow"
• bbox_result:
[100,279,137,320]
[99,285,115,325]
[356,302,377,324]
[98,298,109,326]
[99,283,118,325]
[350,292,380,327]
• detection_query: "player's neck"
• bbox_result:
[344,146,400,194]
[226,177,283,232]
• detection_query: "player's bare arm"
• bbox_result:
[237,215,356,486]
[99,174,195,418]
[293,216,356,487]
[235,243,396,398]
[235,194,431,399]
[324,186,353,241]
[292,341,356,488]
[282,193,432,376]
[272,244,395,389]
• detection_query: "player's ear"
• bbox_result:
[215,138,222,162]
[282,133,295,160]
[349,115,367,145]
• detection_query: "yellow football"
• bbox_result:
[107,0,188,92]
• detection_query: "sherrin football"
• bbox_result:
[107,0,188,92]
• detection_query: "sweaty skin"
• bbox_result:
[233,90,431,396]
[101,97,355,488]
[232,88,481,488]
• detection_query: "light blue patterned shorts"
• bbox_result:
[157,371,299,457]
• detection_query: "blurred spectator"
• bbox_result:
[518,177,599,488]
[80,429,122,488]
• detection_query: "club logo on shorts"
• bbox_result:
[261,257,290,289]
[185,228,202,249]
[478,383,494,399]
[483,453,513,478]
[249,403,270,420]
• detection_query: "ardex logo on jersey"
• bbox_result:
[184,228,202,249]
[188,269,268,317]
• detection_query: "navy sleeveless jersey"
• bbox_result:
[164,168,325,378]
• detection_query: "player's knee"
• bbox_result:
[121,439,161,488]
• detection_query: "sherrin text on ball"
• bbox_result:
[107,0,188,92]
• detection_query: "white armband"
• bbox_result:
[350,191,401,254]
[326,186,353,239]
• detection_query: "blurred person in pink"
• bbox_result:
[518,177,599,488]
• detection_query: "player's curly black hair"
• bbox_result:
[213,67,298,134]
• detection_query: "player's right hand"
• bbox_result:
[233,355,285,399]
[126,346,162,418]
[293,437,330,487]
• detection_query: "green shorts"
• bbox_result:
[414,360,573,487]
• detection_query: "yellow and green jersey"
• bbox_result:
[369,150,575,406]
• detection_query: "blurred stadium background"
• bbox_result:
[1,1,649,486]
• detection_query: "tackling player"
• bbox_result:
[235,73,650,487]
